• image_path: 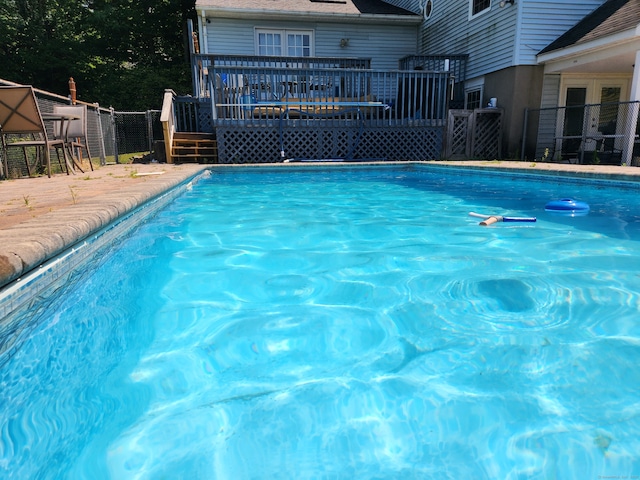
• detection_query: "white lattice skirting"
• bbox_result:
[215,124,444,163]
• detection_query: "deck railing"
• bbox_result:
[191,54,371,100]
[399,54,468,108]
[193,65,452,163]
[207,65,452,127]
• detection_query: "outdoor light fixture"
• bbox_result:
[340,38,349,48]
[499,0,514,6]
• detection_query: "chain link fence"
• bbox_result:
[1,79,162,178]
[112,110,162,161]
[523,101,640,166]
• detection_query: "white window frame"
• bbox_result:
[559,74,630,106]
[469,0,491,19]
[423,0,433,20]
[255,29,283,56]
[255,28,314,57]
[465,89,482,110]
[465,77,484,109]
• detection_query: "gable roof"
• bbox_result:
[195,0,420,21]
[540,0,640,54]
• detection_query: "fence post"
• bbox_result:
[110,107,119,164]
[146,110,153,154]
[580,104,591,164]
[95,103,107,166]
[622,101,639,166]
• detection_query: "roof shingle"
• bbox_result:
[540,0,640,54]
[195,0,418,16]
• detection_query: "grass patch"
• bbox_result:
[102,152,146,165]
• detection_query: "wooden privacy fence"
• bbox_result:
[445,108,503,160]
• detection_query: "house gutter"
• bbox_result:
[195,7,422,25]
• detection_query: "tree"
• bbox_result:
[1,0,195,110]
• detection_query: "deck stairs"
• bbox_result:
[171,132,217,163]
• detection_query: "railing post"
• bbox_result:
[160,89,176,164]
[146,110,153,154]
[210,71,218,121]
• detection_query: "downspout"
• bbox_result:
[200,9,209,55]
[199,9,217,124]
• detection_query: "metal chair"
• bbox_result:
[0,85,69,177]
[53,104,94,171]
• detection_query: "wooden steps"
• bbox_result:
[171,133,217,163]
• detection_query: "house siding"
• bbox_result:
[202,17,418,70]
[418,1,517,80]
[417,0,605,80]
[534,73,561,158]
[517,1,605,65]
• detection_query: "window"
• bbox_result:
[287,33,311,57]
[257,31,282,56]
[423,0,433,20]
[471,0,490,16]
[256,29,313,57]
[465,88,482,110]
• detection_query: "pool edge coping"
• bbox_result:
[0,167,209,310]
[2,160,638,302]
[207,160,640,183]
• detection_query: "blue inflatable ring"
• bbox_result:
[545,198,590,215]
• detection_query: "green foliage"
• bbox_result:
[1,0,195,110]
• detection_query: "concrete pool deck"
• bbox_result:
[1,160,639,290]
[0,163,208,290]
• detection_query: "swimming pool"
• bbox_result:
[1,165,639,479]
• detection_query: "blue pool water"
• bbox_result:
[1,165,640,479]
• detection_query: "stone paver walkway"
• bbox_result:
[0,163,207,289]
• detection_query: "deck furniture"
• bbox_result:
[53,104,93,171]
[0,86,71,177]
[250,96,382,119]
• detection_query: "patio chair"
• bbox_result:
[53,104,94,171]
[0,85,69,177]
[225,74,246,119]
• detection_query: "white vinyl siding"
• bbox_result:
[419,0,606,79]
[517,1,606,65]
[536,73,561,158]
[203,17,418,70]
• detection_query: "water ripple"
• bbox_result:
[3,168,640,478]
